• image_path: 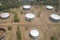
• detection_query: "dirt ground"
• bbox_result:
[0,5,60,40]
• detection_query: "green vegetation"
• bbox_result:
[0,0,60,11]
[0,6,7,11]
[8,26,12,30]
[36,0,60,6]
[0,0,21,11]
[16,26,21,40]
[36,0,60,12]
[54,0,59,12]
[51,36,57,40]
[13,12,19,22]
[14,15,19,22]
[36,0,42,5]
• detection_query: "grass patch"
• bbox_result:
[16,26,21,40]
[13,12,19,22]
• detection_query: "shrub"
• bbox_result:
[13,12,19,22]
[51,36,57,40]
[14,15,19,22]
[8,26,12,30]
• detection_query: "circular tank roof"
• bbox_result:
[25,13,35,18]
[46,5,53,9]
[50,14,60,20]
[0,12,10,18]
[30,30,39,37]
[23,5,31,9]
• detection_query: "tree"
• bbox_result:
[0,0,21,11]
[54,0,59,12]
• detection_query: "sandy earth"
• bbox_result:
[0,5,60,40]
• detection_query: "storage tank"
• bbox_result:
[29,30,39,39]
[25,13,35,21]
[0,12,10,19]
[23,5,31,10]
[46,5,53,10]
[49,13,60,22]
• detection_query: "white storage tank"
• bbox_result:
[23,5,31,10]
[50,13,60,22]
[29,30,39,39]
[46,5,53,10]
[25,13,35,21]
[0,12,10,19]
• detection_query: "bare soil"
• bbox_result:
[0,5,60,40]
